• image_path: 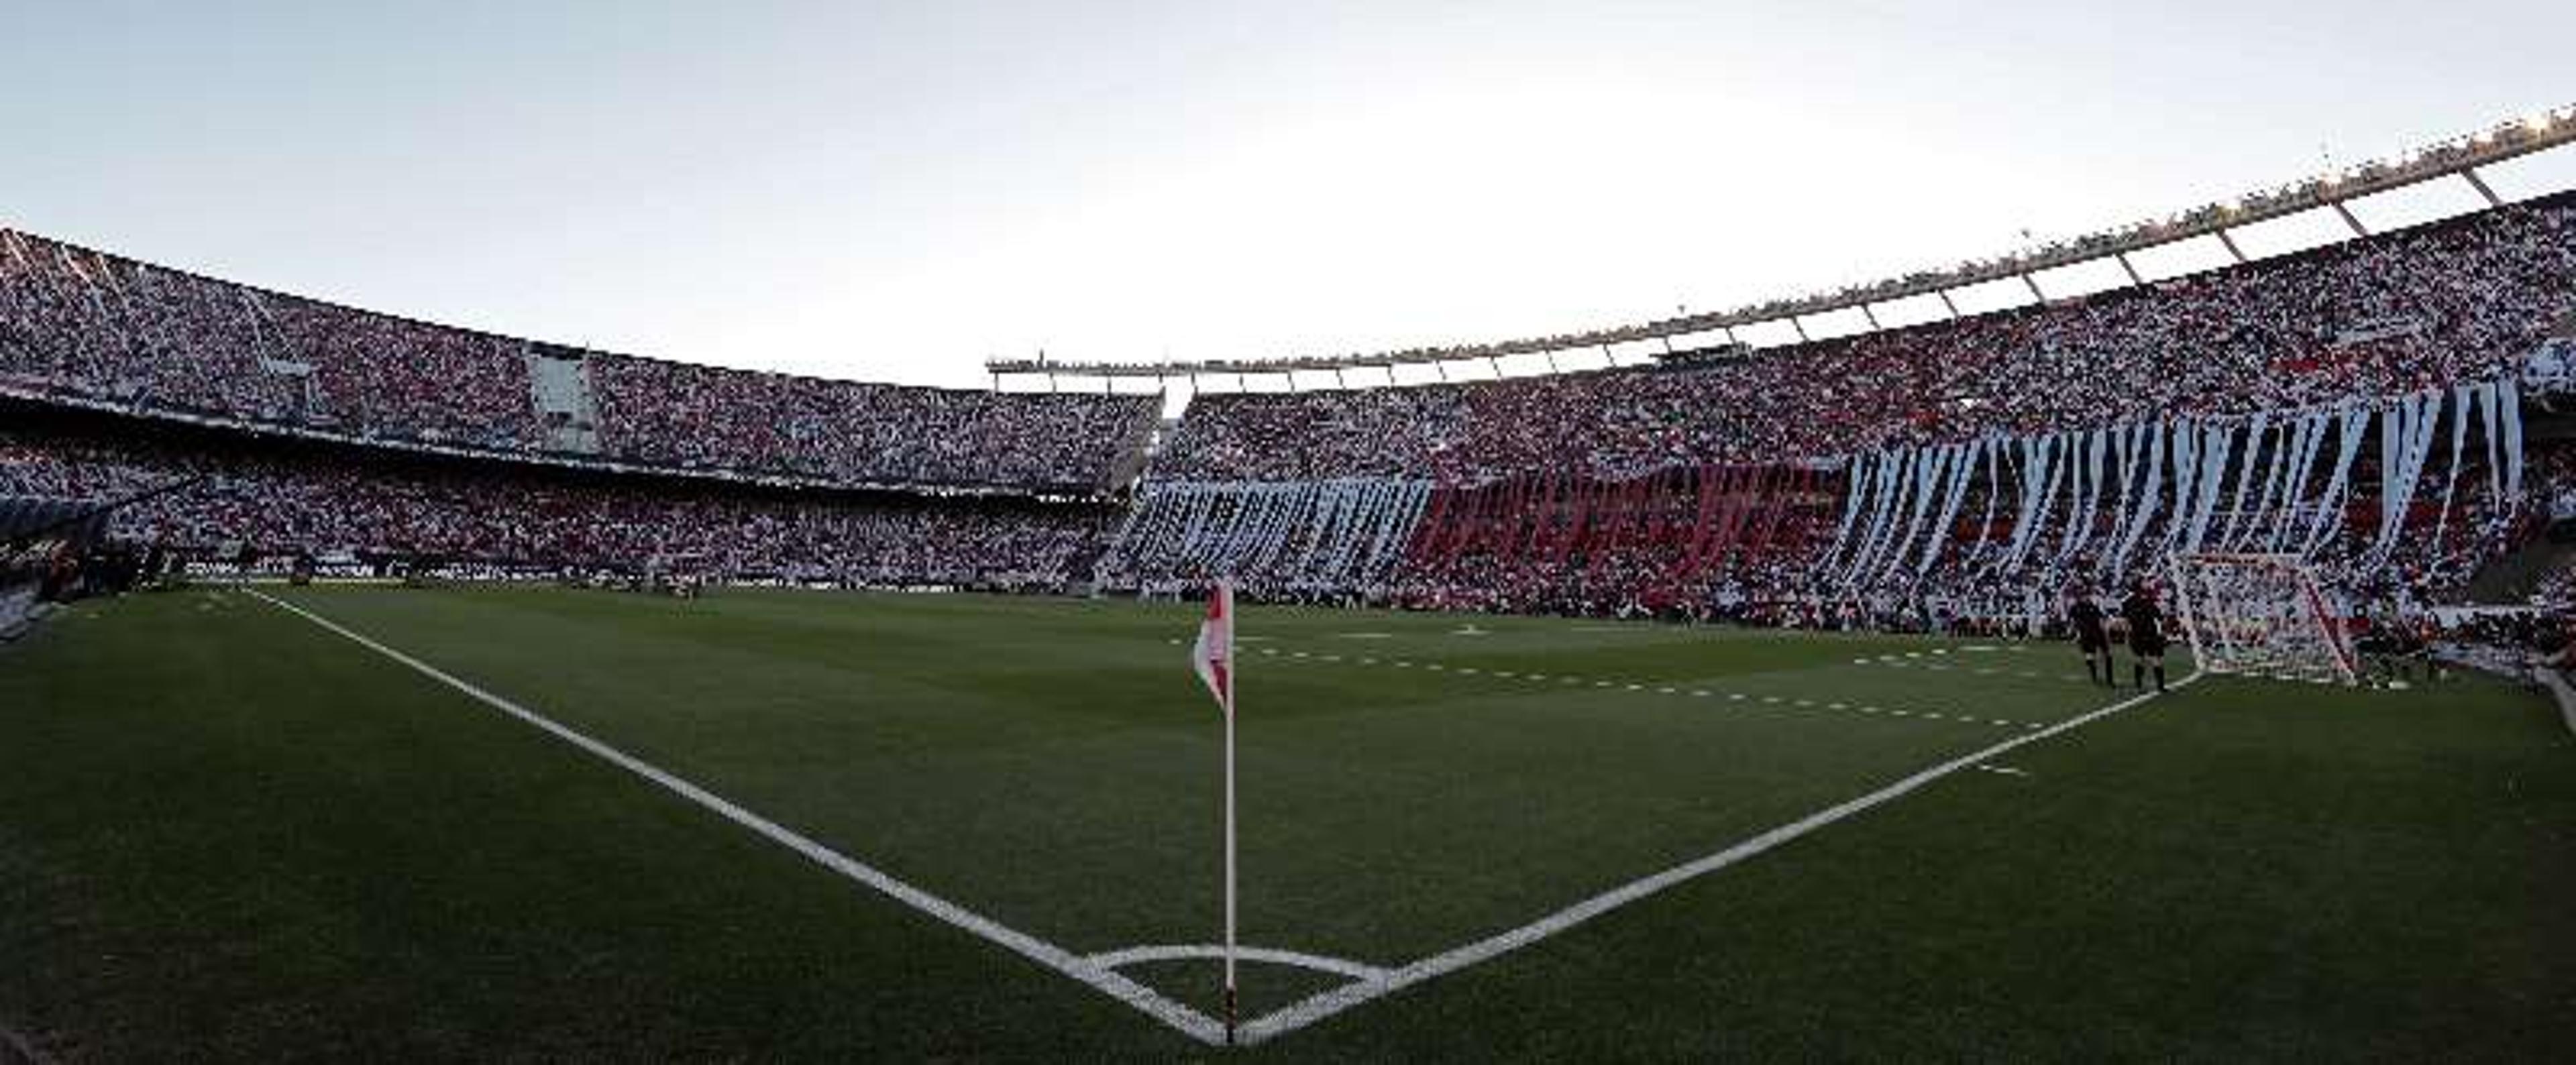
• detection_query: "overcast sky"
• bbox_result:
[5,1,2573,388]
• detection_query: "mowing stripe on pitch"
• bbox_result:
[249,592,1230,1046]
[1236,673,2204,1044]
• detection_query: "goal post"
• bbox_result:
[2165,552,2357,685]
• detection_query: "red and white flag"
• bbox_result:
[1192,579,1235,717]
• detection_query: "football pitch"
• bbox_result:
[3,585,2571,1060]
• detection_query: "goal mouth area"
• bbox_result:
[2165,552,2359,685]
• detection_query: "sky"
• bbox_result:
[5,1,2574,392]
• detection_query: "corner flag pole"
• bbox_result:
[1190,577,1240,1044]
[1223,644,1238,1044]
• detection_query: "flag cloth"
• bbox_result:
[1192,579,1235,716]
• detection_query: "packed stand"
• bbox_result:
[586,356,1156,491]
[0,233,547,447]
[1122,417,2576,638]
[0,228,1155,492]
[0,416,1118,589]
[1157,196,2576,484]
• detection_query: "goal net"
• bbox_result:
[2166,553,2356,685]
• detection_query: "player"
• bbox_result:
[2120,579,2168,691]
[2067,585,2111,686]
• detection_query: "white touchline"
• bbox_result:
[1234,673,2204,1044]
[248,592,1232,1047]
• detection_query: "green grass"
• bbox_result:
[2,585,2570,1060]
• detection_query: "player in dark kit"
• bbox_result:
[2121,579,2169,691]
[2067,587,2111,685]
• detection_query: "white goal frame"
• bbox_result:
[2166,552,2357,684]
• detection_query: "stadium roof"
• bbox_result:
[990,104,2576,385]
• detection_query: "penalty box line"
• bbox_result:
[1237,671,2205,1044]
[246,592,1231,1047]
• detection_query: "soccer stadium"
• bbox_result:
[6,9,2576,1062]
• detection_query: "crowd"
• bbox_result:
[0,419,1118,588]
[0,230,1155,492]
[1109,420,2574,636]
[11,190,2576,630]
[586,356,1155,491]
[1158,195,2576,484]
[2515,443,2576,610]
[0,233,545,445]
[1405,439,2562,629]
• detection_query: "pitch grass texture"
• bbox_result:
[0,586,2569,1060]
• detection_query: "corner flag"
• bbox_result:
[1192,579,1235,716]
[1189,579,1240,1041]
